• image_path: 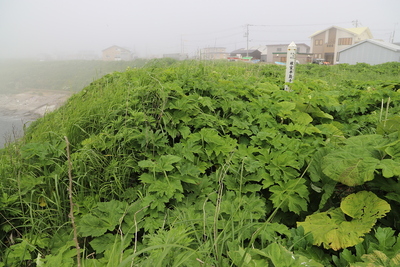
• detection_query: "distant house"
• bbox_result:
[338,39,400,65]
[200,47,229,60]
[266,43,312,64]
[250,46,268,62]
[310,26,373,64]
[229,49,261,60]
[102,45,132,61]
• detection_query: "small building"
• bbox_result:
[102,45,132,61]
[266,43,312,64]
[250,46,268,62]
[338,39,400,65]
[229,49,262,61]
[199,47,229,60]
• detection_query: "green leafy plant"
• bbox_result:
[298,191,391,250]
[1,61,400,266]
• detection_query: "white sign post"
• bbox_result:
[284,42,297,91]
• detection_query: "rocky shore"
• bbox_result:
[0,89,72,120]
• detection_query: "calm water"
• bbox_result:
[0,116,26,148]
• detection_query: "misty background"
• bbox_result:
[1,0,399,59]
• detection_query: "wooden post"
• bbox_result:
[284,42,297,91]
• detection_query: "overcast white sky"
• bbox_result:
[1,0,399,59]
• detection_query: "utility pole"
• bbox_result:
[244,24,253,57]
[352,20,360,28]
[391,23,398,43]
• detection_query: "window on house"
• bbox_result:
[314,39,323,46]
[297,47,301,52]
[338,38,352,45]
[277,48,282,52]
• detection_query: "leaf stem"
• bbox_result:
[65,136,81,267]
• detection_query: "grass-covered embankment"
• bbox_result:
[1,60,400,266]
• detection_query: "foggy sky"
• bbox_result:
[1,0,399,59]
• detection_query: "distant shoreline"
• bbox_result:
[0,89,72,119]
[0,89,72,147]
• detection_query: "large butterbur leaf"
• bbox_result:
[340,191,391,221]
[297,191,391,251]
[320,134,400,185]
[322,151,380,186]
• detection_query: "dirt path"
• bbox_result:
[0,89,73,119]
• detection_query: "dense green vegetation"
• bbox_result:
[0,59,149,94]
[1,60,400,266]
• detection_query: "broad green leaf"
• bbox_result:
[260,169,274,189]
[316,123,344,137]
[228,246,266,267]
[385,192,400,203]
[257,222,291,243]
[298,208,371,251]
[42,241,76,266]
[148,178,183,199]
[316,123,345,144]
[79,214,114,237]
[373,227,397,251]
[352,250,400,267]
[220,192,266,221]
[308,148,332,183]
[322,151,380,186]
[344,134,387,158]
[138,155,181,172]
[377,116,400,135]
[269,178,309,214]
[377,159,400,178]
[296,102,334,120]
[340,191,391,221]
[277,101,296,117]
[290,111,313,125]
[158,155,181,171]
[298,191,390,251]
[268,150,301,181]
[285,123,322,135]
[78,200,127,237]
[5,239,35,262]
[383,140,400,160]
[257,243,324,267]
[89,234,116,254]
[173,140,203,162]
[178,125,191,139]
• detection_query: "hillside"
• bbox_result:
[1,60,400,266]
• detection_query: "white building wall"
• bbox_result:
[339,42,400,65]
